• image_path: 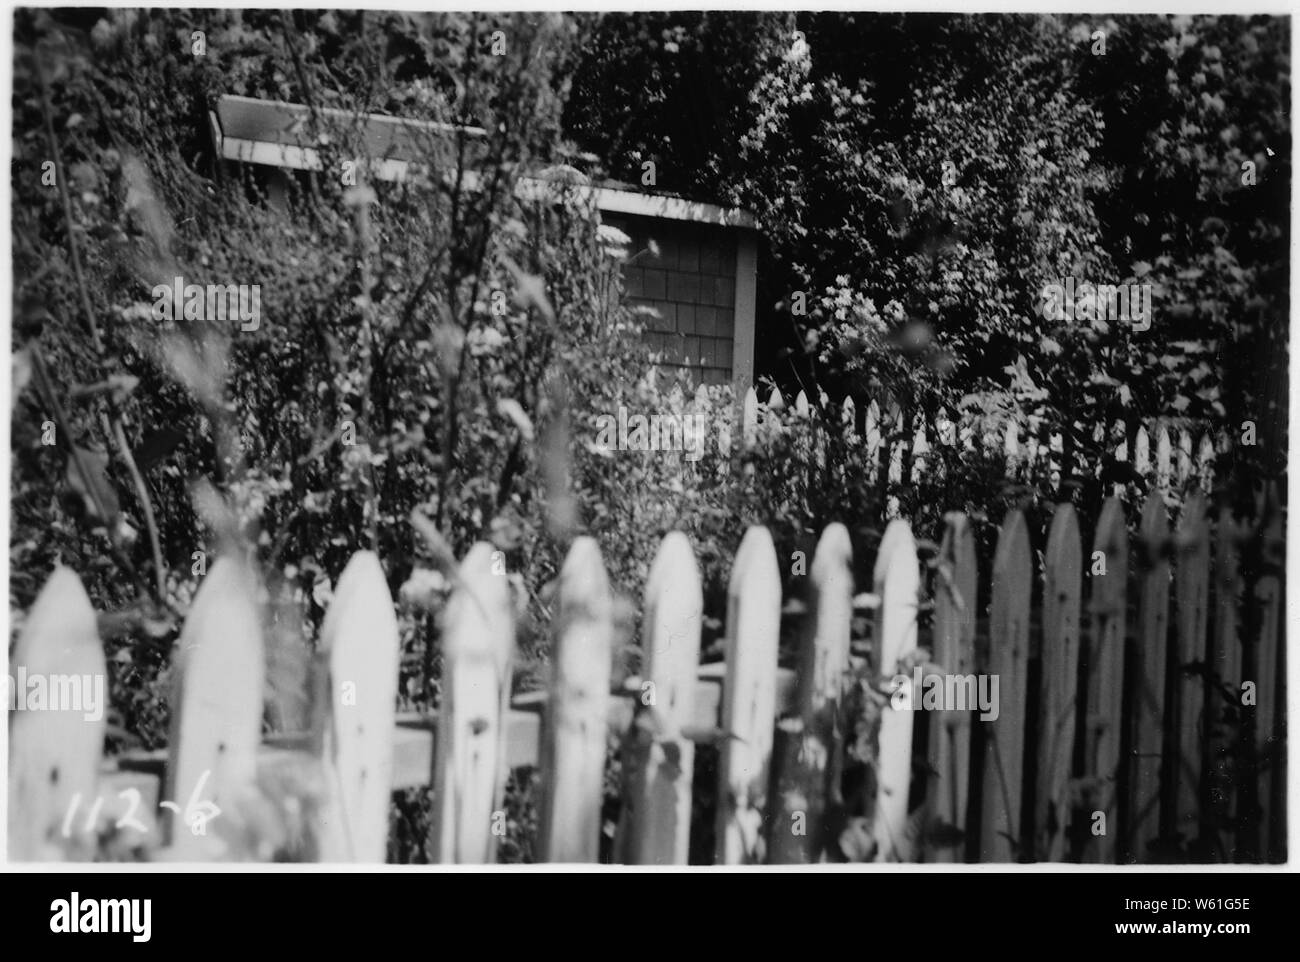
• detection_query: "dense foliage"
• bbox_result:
[570,13,1289,499]
[9,10,1288,862]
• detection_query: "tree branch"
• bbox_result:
[35,43,167,600]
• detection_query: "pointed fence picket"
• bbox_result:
[537,537,612,863]
[617,531,702,865]
[1035,504,1081,862]
[738,389,1224,506]
[770,523,853,864]
[1173,493,1210,846]
[1128,493,1171,861]
[926,513,977,863]
[716,526,781,864]
[872,519,920,861]
[12,486,1283,866]
[1253,483,1284,859]
[1083,498,1128,863]
[1208,505,1242,859]
[316,550,401,863]
[431,542,515,864]
[164,557,264,859]
[8,567,105,861]
[980,511,1031,862]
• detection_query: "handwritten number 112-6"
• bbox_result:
[61,787,146,838]
[59,769,219,839]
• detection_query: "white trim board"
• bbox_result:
[210,99,756,230]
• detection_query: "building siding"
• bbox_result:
[605,212,747,389]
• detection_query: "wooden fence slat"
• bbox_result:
[1208,505,1242,860]
[872,519,920,861]
[771,523,853,864]
[889,409,905,486]
[1252,482,1284,859]
[979,510,1031,862]
[165,557,264,859]
[1197,434,1215,492]
[1127,492,1171,862]
[1025,418,1041,476]
[538,537,613,863]
[716,526,782,864]
[911,415,929,483]
[886,407,905,517]
[926,513,977,863]
[934,408,953,482]
[315,550,400,862]
[836,398,857,488]
[618,531,703,865]
[1111,421,1129,495]
[865,399,882,483]
[741,385,759,449]
[1134,424,1152,479]
[1035,504,1081,862]
[430,542,515,864]
[711,386,732,461]
[1003,417,1020,479]
[1173,492,1210,849]
[1083,498,1128,862]
[1156,424,1172,493]
[8,567,106,861]
[1178,430,1193,486]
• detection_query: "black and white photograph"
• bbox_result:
[2,0,1293,918]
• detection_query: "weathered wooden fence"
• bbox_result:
[735,384,1225,505]
[9,484,1285,864]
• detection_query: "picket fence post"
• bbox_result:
[618,531,703,865]
[770,523,854,864]
[980,510,1031,862]
[1197,435,1216,493]
[1253,482,1284,858]
[1156,425,1172,496]
[886,406,905,518]
[1036,504,1081,862]
[1173,492,1210,846]
[165,557,264,860]
[716,526,782,864]
[316,550,400,862]
[1208,505,1241,859]
[8,567,106,861]
[927,513,977,863]
[538,537,613,863]
[1084,498,1128,863]
[1134,425,1152,482]
[1176,430,1192,487]
[872,520,920,861]
[741,385,759,450]
[431,542,515,864]
[1127,492,1171,861]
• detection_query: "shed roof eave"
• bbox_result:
[211,96,757,230]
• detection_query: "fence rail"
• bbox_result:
[9,477,1285,864]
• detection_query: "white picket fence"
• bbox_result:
[10,480,1284,863]
[731,383,1222,501]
